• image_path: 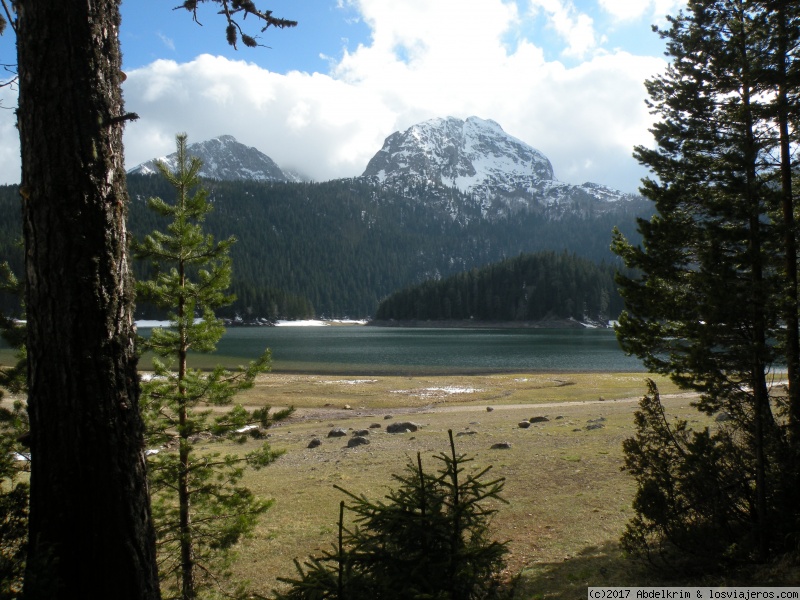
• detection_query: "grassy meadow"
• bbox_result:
[4,351,796,596]
[190,371,743,598]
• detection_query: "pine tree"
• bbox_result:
[136,134,291,600]
[613,0,799,566]
[276,431,508,600]
[8,1,295,596]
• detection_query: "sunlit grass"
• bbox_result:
[183,373,707,597]
[231,371,682,410]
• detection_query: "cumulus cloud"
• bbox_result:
[276,0,663,191]
[599,0,686,23]
[529,0,603,59]
[123,55,397,181]
[0,84,18,185]
[0,0,668,193]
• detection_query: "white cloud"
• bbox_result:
[599,0,686,23]
[0,0,667,193]
[529,0,602,59]
[122,55,397,181]
[157,32,176,51]
[0,84,18,185]
[598,0,649,21]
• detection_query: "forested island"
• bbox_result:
[373,251,623,326]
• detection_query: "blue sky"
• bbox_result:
[0,1,686,191]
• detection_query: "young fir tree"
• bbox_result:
[136,134,291,600]
[275,430,508,600]
[613,0,800,567]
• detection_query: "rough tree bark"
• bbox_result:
[16,1,160,598]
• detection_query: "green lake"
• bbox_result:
[147,325,644,375]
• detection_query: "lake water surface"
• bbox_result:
[177,326,644,375]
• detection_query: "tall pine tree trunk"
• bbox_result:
[775,0,800,443]
[177,260,196,600]
[16,1,160,597]
[735,5,772,559]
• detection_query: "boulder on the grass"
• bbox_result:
[491,442,512,450]
[347,436,370,448]
[386,421,420,434]
[307,438,322,449]
[327,427,347,438]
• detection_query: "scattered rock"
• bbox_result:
[555,416,564,420]
[347,436,370,448]
[384,415,393,420]
[307,438,322,449]
[327,427,347,438]
[585,423,605,431]
[456,431,477,437]
[491,441,512,450]
[715,411,732,422]
[587,417,606,423]
[353,429,370,437]
[486,406,494,412]
[386,421,420,434]
[369,423,382,429]
[518,421,531,429]
[529,416,549,423]
[343,404,352,410]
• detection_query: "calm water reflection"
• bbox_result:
[185,326,644,375]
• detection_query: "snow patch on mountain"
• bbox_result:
[129,135,298,182]
[364,116,553,192]
[362,116,640,216]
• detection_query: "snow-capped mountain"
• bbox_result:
[128,135,302,182]
[362,116,641,217]
[364,116,555,188]
[128,120,644,222]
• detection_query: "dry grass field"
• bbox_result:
[5,367,794,597]
[197,371,724,598]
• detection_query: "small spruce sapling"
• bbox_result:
[135,134,291,600]
[621,379,754,570]
[276,430,508,600]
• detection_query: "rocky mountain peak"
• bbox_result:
[363,116,555,192]
[128,135,300,182]
[362,116,641,217]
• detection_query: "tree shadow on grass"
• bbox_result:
[510,541,680,600]
[511,541,800,600]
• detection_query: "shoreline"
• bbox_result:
[366,318,611,329]
[134,317,613,330]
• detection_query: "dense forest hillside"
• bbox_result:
[374,251,625,324]
[0,176,650,318]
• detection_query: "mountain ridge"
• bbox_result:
[128,135,304,183]
[128,116,643,218]
[363,116,555,189]
[361,116,641,218]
